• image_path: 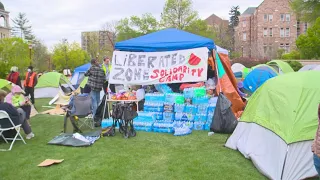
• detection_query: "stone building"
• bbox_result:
[235,0,308,58]
[0,1,10,39]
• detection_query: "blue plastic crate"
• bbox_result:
[174,104,185,113]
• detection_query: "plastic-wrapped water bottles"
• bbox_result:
[101,118,114,128]
[174,104,185,113]
[153,121,174,133]
[164,103,174,112]
[145,93,165,103]
[154,84,173,94]
[175,113,194,121]
[184,104,197,114]
[197,105,208,114]
[183,88,194,99]
[207,105,216,114]
[163,112,174,121]
[194,113,208,122]
[193,121,205,130]
[192,96,209,105]
[209,97,218,105]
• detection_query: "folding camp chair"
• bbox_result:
[66,95,94,131]
[0,110,26,151]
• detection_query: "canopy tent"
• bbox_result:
[299,64,318,71]
[266,60,294,74]
[35,72,75,98]
[312,65,320,71]
[226,71,320,180]
[115,28,216,52]
[216,45,228,55]
[70,63,91,87]
[243,65,278,93]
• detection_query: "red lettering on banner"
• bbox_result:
[197,68,204,77]
[160,70,165,77]
[179,74,184,81]
[151,70,159,79]
[191,69,197,76]
[183,66,187,73]
[173,68,178,73]
[172,74,178,81]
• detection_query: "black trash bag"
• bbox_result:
[94,95,109,125]
[210,93,238,134]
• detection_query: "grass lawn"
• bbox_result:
[0,99,267,180]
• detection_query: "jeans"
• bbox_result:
[90,90,101,117]
[314,154,320,176]
[16,108,32,134]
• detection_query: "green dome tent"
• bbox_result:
[0,79,12,91]
[226,71,320,180]
[35,72,75,98]
[267,60,294,74]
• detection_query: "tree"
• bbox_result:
[228,6,241,51]
[116,13,159,41]
[12,13,35,41]
[32,41,51,72]
[101,20,119,48]
[52,40,90,71]
[296,17,320,59]
[291,0,320,23]
[161,0,198,30]
[0,37,30,78]
[83,32,100,58]
[185,19,220,44]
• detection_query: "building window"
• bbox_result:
[281,14,285,21]
[285,43,290,53]
[280,43,284,49]
[269,28,273,37]
[263,28,268,37]
[264,14,268,22]
[269,14,273,22]
[263,44,268,54]
[285,28,290,37]
[286,14,291,22]
[297,21,301,36]
[280,28,285,37]
[304,23,308,33]
[243,32,247,41]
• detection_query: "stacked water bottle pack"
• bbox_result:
[133,87,218,135]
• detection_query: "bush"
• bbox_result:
[277,49,286,59]
[282,50,301,60]
[230,51,242,59]
[231,57,270,68]
[286,60,303,71]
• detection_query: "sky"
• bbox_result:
[2,0,262,50]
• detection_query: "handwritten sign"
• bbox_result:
[109,47,208,85]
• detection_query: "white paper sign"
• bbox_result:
[109,47,208,85]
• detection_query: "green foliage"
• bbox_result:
[184,19,220,44]
[161,0,198,30]
[277,49,286,59]
[230,51,242,59]
[281,50,301,60]
[0,37,30,78]
[291,0,320,23]
[33,41,51,72]
[296,17,320,59]
[52,40,90,71]
[286,60,303,71]
[116,13,159,42]
[12,12,35,41]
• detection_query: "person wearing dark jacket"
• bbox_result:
[6,66,22,88]
[24,66,37,104]
[84,59,105,118]
[0,90,34,139]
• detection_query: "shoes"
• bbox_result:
[26,132,35,140]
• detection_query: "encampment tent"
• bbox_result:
[216,45,229,55]
[226,71,320,180]
[243,65,278,93]
[299,64,318,71]
[266,60,294,74]
[35,72,75,98]
[71,63,90,87]
[231,63,245,73]
[0,79,12,91]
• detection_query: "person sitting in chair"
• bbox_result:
[4,85,32,126]
[0,89,34,139]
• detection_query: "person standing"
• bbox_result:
[24,66,37,104]
[85,59,105,118]
[6,66,22,88]
[102,57,115,93]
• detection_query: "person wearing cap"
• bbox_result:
[102,57,115,93]
[6,66,22,88]
[0,89,34,139]
[24,66,37,104]
[5,85,32,126]
[85,59,105,119]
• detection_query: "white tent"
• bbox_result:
[216,45,229,55]
[231,63,246,73]
[299,64,318,71]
